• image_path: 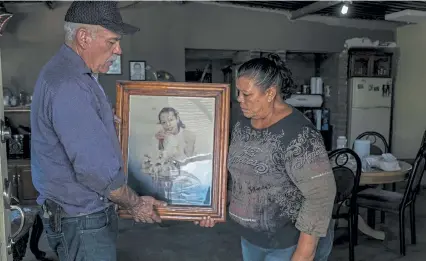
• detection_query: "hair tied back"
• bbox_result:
[267,53,295,100]
[267,53,285,69]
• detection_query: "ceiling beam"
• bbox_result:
[45,1,57,10]
[197,1,399,31]
[290,1,342,20]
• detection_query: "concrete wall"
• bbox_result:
[319,53,340,145]
[393,22,426,159]
[286,53,316,88]
[1,2,394,98]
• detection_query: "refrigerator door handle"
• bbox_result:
[381,84,391,97]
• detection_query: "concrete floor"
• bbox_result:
[23,189,426,261]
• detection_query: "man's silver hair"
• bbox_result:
[64,22,99,44]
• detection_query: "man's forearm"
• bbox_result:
[108,184,140,209]
[291,232,318,261]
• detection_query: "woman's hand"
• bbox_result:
[290,232,318,261]
[194,216,216,228]
[112,108,121,124]
[114,115,121,124]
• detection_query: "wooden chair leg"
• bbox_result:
[410,205,416,245]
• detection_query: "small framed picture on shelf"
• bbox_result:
[129,61,146,81]
[106,55,122,75]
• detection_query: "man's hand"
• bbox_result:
[109,185,166,223]
[126,196,166,223]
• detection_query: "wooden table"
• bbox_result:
[360,161,412,186]
[357,160,412,240]
[334,160,412,241]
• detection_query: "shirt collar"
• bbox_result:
[59,44,91,75]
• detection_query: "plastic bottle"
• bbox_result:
[336,136,347,149]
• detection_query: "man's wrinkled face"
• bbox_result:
[77,26,122,73]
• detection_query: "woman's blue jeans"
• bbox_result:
[241,220,335,261]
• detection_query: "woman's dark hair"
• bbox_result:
[158,107,186,130]
[237,53,295,100]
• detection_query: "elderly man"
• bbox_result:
[31,2,165,260]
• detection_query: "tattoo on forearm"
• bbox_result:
[109,184,164,223]
[108,185,140,209]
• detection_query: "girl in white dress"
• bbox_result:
[149,107,201,203]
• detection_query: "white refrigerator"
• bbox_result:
[347,77,393,148]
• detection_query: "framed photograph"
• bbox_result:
[116,81,230,222]
[129,60,146,81]
[106,55,122,75]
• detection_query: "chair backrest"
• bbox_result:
[402,144,426,207]
[421,130,426,146]
[355,131,390,155]
[328,148,363,207]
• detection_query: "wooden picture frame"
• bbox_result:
[129,60,146,81]
[115,81,230,222]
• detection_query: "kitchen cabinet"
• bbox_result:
[8,159,38,205]
[349,49,393,78]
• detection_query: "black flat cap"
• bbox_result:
[65,1,139,35]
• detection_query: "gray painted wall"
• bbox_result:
[1,2,394,105]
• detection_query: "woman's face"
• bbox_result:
[236,76,274,119]
[159,111,179,134]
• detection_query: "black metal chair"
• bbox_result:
[13,214,50,261]
[406,130,426,165]
[355,131,392,223]
[329,148,362,261]
[355,131,390,156]
[356,144,426,256]
[9,195,50,261]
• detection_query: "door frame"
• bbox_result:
[0,47,13,261]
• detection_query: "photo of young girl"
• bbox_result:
[127,96,215,207]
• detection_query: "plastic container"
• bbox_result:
[354,139,371,159]
[336,136,347,149]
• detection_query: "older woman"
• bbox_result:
[196,54,336,261]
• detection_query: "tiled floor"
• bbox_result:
[23,190,426,261]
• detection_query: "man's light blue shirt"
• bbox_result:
[31,44,126,216]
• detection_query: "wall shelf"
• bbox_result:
[4,106,31,113]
